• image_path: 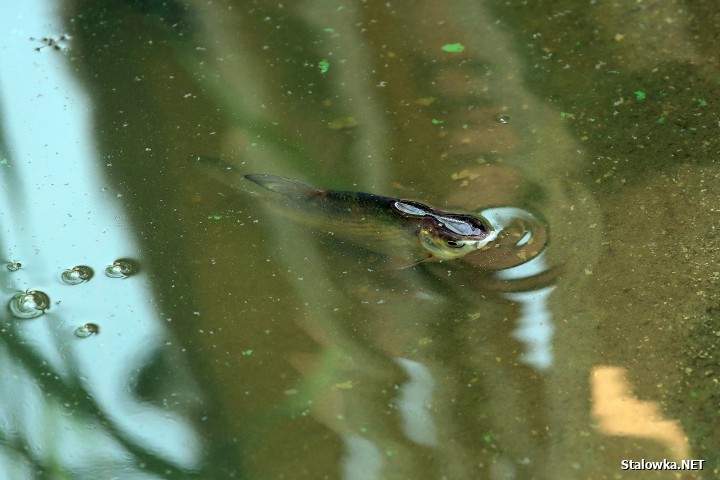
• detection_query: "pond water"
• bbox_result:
[1,0,718,479]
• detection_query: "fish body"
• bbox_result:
[244,173,497,264]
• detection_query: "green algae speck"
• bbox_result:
[318,59,330,73]
[441,43,465,53]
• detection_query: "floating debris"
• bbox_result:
[451,169,482,181]
[328,116,359,130]
[30,34,71,52]
[441,43,465,53]
[415,97,436,106]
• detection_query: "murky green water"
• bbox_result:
[1,0,718,479]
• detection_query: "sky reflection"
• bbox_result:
[0,0,201,477]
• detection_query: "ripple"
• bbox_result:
[460,207,549,271]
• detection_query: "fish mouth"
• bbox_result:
[447,226,498,251]
[469,227,499,248]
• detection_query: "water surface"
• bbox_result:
[1,0,718,478]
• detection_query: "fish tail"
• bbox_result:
[244,174,324,199]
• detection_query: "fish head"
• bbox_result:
[393,200,497,260]
[417,215,497,260]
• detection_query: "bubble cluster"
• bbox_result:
[5,258,141,335]
[104,258,139,278]
[74,323,99,338]
[8,290,50,319]
[61,265,95,285]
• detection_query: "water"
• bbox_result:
[0,0,718,479]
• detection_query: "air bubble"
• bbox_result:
[104,258,139,278]
[494,114,510,124]
[61,265,94,285]
[6,261,21,271]
[74,323,99,338]
[8,290,50,319]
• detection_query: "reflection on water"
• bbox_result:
[1,0,718,478]
[592,366,690,461]
[0,0,201,477]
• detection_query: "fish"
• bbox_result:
[242,173,497,266]
[190,156,496,265]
